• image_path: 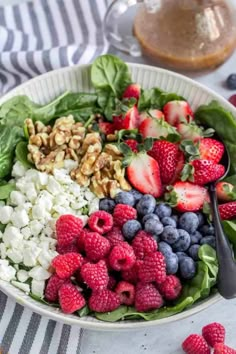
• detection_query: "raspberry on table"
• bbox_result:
[158,275,182,300]
[135,283,163,312]
[109,242,136,271]
[81,260,109,291]
[56,242,78,255]
[121,261,140,284]
[213,343,236,354]
[137,252,166,284]
[45,274,68,302]
[51,252,83,279]
[88,289,121,313]
[56,214,83,247]
[131,230,157,260]
[202,322,225,347]
[106,227,125,246]
[113,204,137,227]
[59,283,86,314]
[115,281,135,306]
[84,232,111,262]
[182,334,210,354]
[88,211,113,234]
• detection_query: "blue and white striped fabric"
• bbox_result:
[0,0,108,353]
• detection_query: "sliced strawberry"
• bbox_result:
[122,83,141,101]
[126,152,162,197]
[139,109,164,125]
[125,139,138,152]
[184,159,225,185]
[199,138,225,163]
[148,140,179,184]
[163,100,193,126]
[177,122,203,142]
[139,116,179,139]
[98,122,115,135]
[219,202,236,220]
[169,150,185,185]
[165,181,209,212]
[216,182,236,202]
[123,106,140,129]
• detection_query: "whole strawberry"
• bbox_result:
[81,260,109,291]
[59,283,86,314]
[213,343,236,354]
[51,252,83,279]
[199,138,224,164]
[88,289,121,313]
[202,322,225,347]
[183,160,225,185]
[135,283,163,312]
[56,214,83,247]
[182,334,210,354]
[219,202,236,220]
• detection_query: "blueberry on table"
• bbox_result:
[130,189,143,203]
[115,191,135,206]
[190,231,203,245]
[154,203,172,218]
[179,257,196,279]
[136,194,156,216]
[161,226,179,244]
[172,229,191,252]
[178,212,199,233]
[176,251,188,262]
[200,236,216,248]
[144,219,164,236]
[165,252,179,275]
[158,241,173,256]
[161,216,177,228]
[226,74,236,90]
[199,224,215,236]
[188,244,200,261]
[122,220,142,240]
[142,213,160,224]
[99,198,116,213]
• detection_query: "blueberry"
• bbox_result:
[154,203,172,218]
[195,212,205,227]
[142,213,160,224]
[161,216,177,228]
[179,257,196,279]
[190,231,203,245]
[130,189,143,203]
[99,198,116,213]
[161,226,179,245]
[226,73,236,90]
[179,212,199,233]
[115,191,135,206]
[158,241,173,256]
[200,236,216,248]
[165,253,178,275]
[176,251,188,262]
[172,229,191,252]
[136,194,156,216]
[188,244,200,261]
[144,219,164,236]
[122,220,142,240]
[200,224,215,236]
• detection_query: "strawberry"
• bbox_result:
[139,116,179,139]
[139,109,164,125]
[125,151,162,197]
[199,138,225,163]
[165,181,209,212]
[213,343,236,354]
[216,182,236,202]
[122,83,141,101]
[219,202,236,220]
[169,150,185,184]
[177,121,203,142]
[113,115,124,131]
[125,139,138,152]
[183,160,225,185]
[148,140,179,184]
[182,334,210,354]
[123,106,140,129]
[98,122,115,135]
[163,100,193,126]
[202,322,225,347]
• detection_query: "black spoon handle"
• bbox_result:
[209,183,236,299]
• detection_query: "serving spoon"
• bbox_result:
[208,140,236,299]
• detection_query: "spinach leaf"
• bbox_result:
[30,293,60,308]
[77,305,90,317]
[15,141,34,169]
[0,125,23,178]
[97,89,117,121]
[138,88,184,112]
[222,220,236,255]
[0,182,16,200]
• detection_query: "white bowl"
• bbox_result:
[0,62,235,330]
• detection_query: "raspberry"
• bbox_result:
[121,261,140,284]
[158,275,182,300]
[125,139,138,152]
[51,252,83,279]
[77,229,89,252]
[107,275,117,290]
[132,231,157,259]
[202,322,225,347]
[56,214,83,247]
[45,274,68,302]
[56,242,78,255]
[59,283,86,314]
[115,281,135,305]
[88,211,113,234]
[182,334,210,354]
[81,260,109,291]
[106,227,125,246]
[84,232,110,262]
[213,343,236,354]
[137,252,166,284]
[109,242,136,271]
[135,283,163,312]
[88,289,121,312]
[113,204,137,227]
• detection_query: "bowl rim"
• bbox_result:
[0,61,233,329]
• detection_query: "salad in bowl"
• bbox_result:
[0,55,236,326]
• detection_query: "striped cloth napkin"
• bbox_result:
[0,0,108,353]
